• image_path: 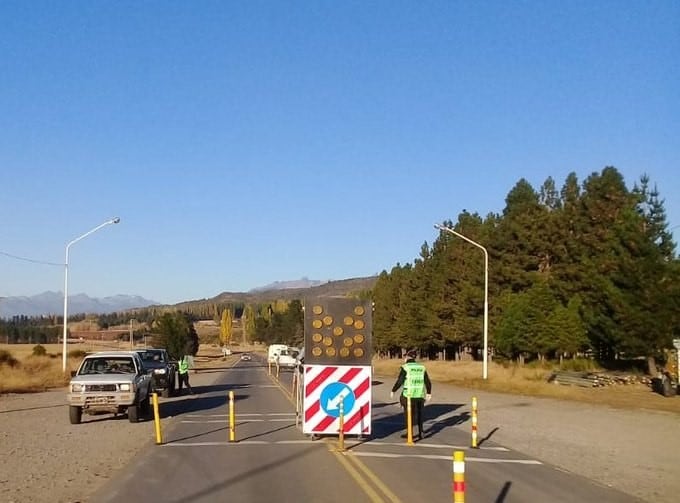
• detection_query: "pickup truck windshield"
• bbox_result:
[138,350,167,363]
[80,357,136,375]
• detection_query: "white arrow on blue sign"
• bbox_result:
[320,382,356,418]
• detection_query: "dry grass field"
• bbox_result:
[372,358,680,414]
[0,342,263,393]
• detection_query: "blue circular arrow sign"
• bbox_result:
[320,382,355,418]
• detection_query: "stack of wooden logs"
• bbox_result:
[548,371,651,388]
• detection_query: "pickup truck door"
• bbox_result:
[133,356,151,393]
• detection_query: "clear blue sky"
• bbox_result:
[1,1,678,305]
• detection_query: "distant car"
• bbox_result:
[240,353,252,361]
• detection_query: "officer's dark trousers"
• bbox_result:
[399,395,425,437]
[178,372,193,394]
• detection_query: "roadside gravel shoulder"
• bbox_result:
[0,362,231,503]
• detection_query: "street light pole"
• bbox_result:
[435,223,489,380]
[129,318,136,349]
[62,217,121,372]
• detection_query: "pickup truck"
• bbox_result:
[134,348,177,397]
[67,351,152,424]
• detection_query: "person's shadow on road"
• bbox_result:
[369,402,467,440]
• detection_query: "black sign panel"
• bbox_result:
[304,297,372,365]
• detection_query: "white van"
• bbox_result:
[268,344,297,369]
[268,344,288,363]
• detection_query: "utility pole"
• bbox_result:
[129,319,136,349]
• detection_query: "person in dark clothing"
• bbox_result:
[390,350,432,440]
[177,355,194,395]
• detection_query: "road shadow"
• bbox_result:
[369,402,466,440]
[422,403,468,438]
[182,383,250,395]
[478,426,500,446]
[80,411,130,424]
[193,364,268,373]
[238,423,296,442]
[167,425,228,443]
[160,391,249,418]
[496,481,512,502]
[0,403,66,414]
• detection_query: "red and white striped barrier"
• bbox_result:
[303,364,371,435]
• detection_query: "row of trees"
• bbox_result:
[372,167,680,364]
[148,312,199,360]
[5,168,677,368]
[0,316,61,345]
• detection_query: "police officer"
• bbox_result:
[177,354,194,395]
[390,350,432,440]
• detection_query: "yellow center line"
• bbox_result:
[342,451,403,503]
[328,444,385,503]
[269,367,400,503]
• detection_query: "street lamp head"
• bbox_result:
[111,217,121,224]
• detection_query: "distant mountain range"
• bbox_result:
[0,292,159,318]
[0,277,379,318]
[249,277,328,292]
[171,276,378,310]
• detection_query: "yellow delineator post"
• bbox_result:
[292,370,298,401]
[152,392,162,445]
[406,396,414,446]
[229,390,236,442]
[453,450,465,502]
[471,396,478,448]
[337,399,346,452]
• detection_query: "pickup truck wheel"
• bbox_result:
[128,404,139,423]
[141,395,151,416]
[69,406,82,425]
[661,374,675,397]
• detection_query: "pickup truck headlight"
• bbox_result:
[153,368,166,374]
[119,383,131,391]
[71,383,83,392]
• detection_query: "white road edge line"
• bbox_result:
[349,452,542,464]
[349,441,508,452]
[163,440,316,446]
[183,412,295,417]
[162,442,539,464]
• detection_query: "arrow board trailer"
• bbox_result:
[303,364,372,435]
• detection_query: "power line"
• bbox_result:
[0,250,62,267]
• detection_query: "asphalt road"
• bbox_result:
[91,355,643,502]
